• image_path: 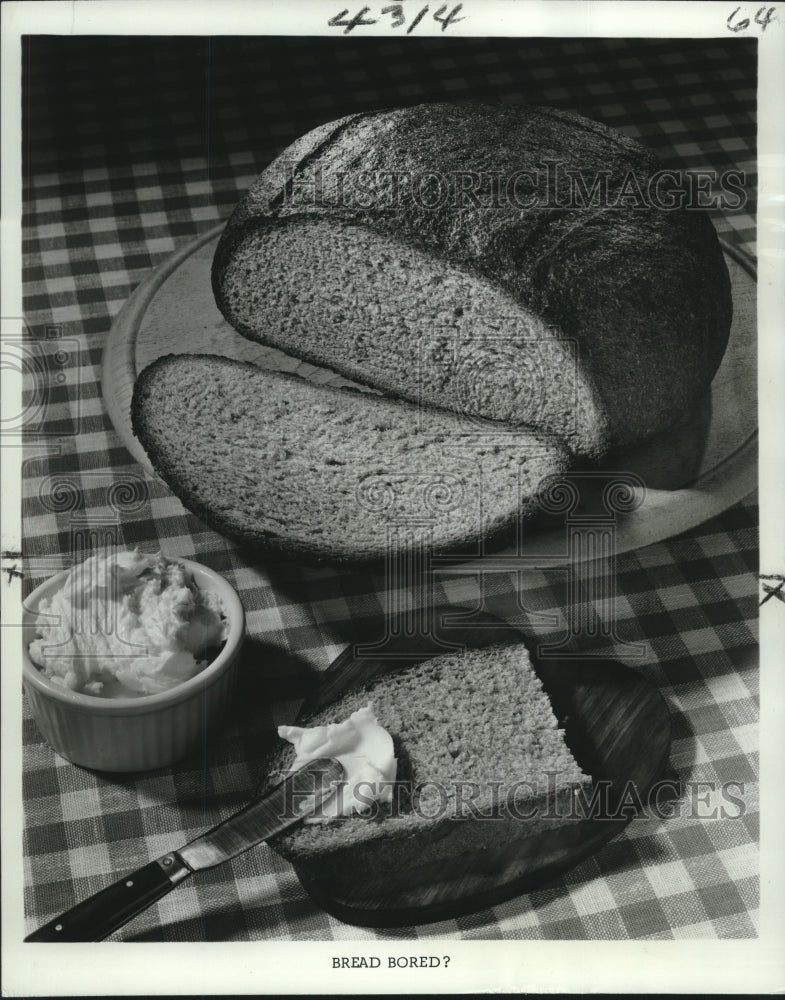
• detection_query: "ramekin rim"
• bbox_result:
[22,556,246,714]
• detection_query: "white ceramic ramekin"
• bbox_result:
[22,558,245,772]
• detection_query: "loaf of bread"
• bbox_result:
[131,354,567,564]
[213,101,733,459]
[266,642,591,887]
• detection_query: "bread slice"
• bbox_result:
[131,354,567,564]
[213,101,733,459]
[266,642,592,884]
[214,215,602,457]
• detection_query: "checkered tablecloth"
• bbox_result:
[20,36,758,941]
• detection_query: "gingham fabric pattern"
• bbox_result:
[20,36,758,940]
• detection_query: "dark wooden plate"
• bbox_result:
[287,605,672,927]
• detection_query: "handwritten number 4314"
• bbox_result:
[329,4,465,34]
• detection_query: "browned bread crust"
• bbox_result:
[213,101,732,459]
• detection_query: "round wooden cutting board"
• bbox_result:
[102,226,757,566]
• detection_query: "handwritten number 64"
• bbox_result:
[727,6,776,31]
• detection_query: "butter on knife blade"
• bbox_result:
[25,757,344,943]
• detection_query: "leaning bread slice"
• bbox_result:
[266,642,592,888]
[131,354,567,564]
[215,215,601,458]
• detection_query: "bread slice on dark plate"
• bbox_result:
[265,641,592,884]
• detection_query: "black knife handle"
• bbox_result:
[25,856,191,942]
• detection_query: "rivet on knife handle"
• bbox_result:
[23,857,192,943]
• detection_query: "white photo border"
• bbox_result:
[2,1,783,995]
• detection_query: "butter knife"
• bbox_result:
[25,756,344,942]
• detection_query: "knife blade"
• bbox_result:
[25,756,344,943]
